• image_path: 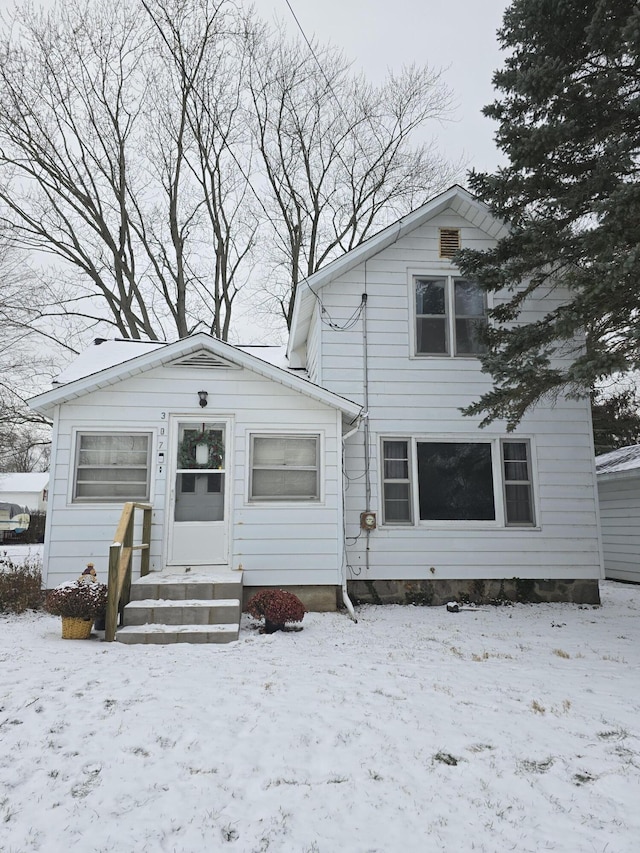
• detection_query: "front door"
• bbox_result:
[167,419,228,566]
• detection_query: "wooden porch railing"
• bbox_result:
[105,502,152,642]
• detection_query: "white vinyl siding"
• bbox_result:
[73,432,151,501]
[43,364,344,589]
[250,435,320,501]
[307,206,602,582]
[598,474,640,583]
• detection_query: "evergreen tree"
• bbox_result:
[591,387,640,455]
[457,0,640,429]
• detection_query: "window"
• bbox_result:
[250,435,320,501]
[415,276,487,356]
[381,438,536,527]
[417,442,495,521]
[73,432,151,501]
[382,440,412,523]
[502,440,535,525]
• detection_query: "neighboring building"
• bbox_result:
[29,186,603,608]
[0,472,48,512]
[596,444,640,584]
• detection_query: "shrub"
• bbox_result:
[45,580,108,619]
[0,551,43,613]
[245,589,305,633]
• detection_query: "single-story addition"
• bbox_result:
[596,444,640,584]
[29,186,603,642]
[0,472,49,512]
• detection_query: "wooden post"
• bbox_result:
[120,511,134,621]
[105,543,121,642]
[141,505,152,577]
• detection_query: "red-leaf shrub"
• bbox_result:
[245,589,305,633]
[45,580,108,618]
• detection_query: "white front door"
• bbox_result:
[167,418,228,566]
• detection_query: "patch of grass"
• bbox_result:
[520,757,553,774]
[597,727,628,741]
[434,751,459,766]
[531,700,546,714]
[573,772,596,785]
[553,648,570,659]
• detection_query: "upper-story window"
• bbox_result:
[414,276,487,357]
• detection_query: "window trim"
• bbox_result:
[71,430,153,504]
[409,269,489,360]
[380,435,538,530]
[248,432,322,503]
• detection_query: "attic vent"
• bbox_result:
[170,351,231,369]
[439,228,461,259]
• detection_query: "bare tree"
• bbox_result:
[0,0,458,342]
[0,231,54,467]
[247,32,458,327]
[0,0,255,342]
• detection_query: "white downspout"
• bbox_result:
[341,418,362,623]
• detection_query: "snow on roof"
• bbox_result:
[236,345,289,370]
[54,339,167,384]
[53,339,293,386]
[595,444,640,475]
[0,472,49,493]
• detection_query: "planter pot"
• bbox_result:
[61,616,93,639]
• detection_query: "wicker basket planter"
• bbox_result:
[45,577,108,641]
[61,616,93,640]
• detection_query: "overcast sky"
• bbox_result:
[23,0,510,174]
[263,0,510,177]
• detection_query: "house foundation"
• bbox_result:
[347,578,601,607]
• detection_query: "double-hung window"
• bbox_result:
[501,440,535,525]
[381,438,535,527]
[73,432,152,501]
[414,276,487,356]
[250,434,320,501]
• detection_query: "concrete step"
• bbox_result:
[129,573,243,602]
[123,598,240,626]
[116,623,239,645]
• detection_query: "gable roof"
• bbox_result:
[28,333,362,421]
[596,444,640,480]
[287,185,508,361]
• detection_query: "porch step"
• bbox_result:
[129,574,243,603]
[116,572,243,645]
[123,598,240,626]
[116,624,238,645]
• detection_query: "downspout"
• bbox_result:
[341,419,361,623]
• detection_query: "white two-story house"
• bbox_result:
[29,186,603,614]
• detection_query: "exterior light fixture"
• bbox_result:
[198,390,208,408]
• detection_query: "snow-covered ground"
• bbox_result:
[1,578,639,853]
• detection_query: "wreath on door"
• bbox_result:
[177,429,224,469]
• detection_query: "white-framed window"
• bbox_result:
[501,440,535,526]
[414,275,487,357]
[381,437,536,527]
[73,432,152,502]
[249,434,320,501]
[382,439,413,524]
